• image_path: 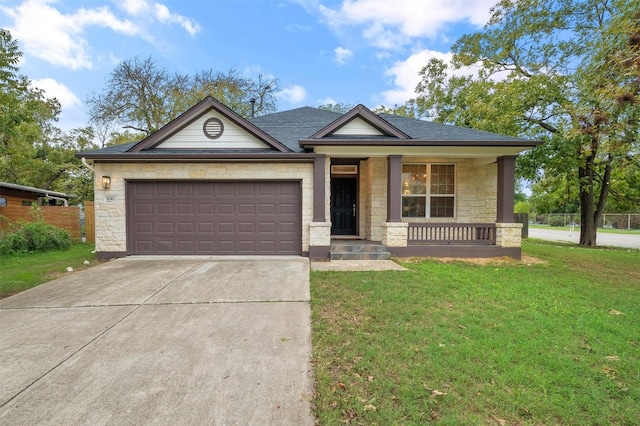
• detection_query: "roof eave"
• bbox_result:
[298,139,543,148]
[76,152,320,163]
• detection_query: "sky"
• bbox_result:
[0,0,498,131]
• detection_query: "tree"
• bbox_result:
[318,102,356,114]
[1,29,97,201]
[414,0,640,247]
[86,57,280,138]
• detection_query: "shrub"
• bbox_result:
[548,215,566,227]
[0,221,72,255]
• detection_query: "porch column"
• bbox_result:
[313,155,326,222]
[497,155,516,223]
[387,155,402,222]
[309,155,331,260]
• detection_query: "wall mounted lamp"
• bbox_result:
[101,175,111,190]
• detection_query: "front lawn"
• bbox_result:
[311,240,640,424]
[0,243,98,298]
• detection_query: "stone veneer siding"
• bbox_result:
[93,162,314,254]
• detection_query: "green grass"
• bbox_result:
[311,240,640,425]
[0,243,98,297]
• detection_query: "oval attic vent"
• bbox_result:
[203,117,224,139]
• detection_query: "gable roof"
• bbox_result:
[309,104,410,139]
[77,99,541,160]
[128,96,291,153]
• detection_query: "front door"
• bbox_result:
[331,178,357,235]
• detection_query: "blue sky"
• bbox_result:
[0,0,497,130]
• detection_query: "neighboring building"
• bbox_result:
[77,97,541,260]
[0,182,80,238]
[0,181,76,208]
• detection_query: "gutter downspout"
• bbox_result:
[81,157,95,172]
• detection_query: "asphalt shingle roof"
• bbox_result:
[248,107,341,152]
[78,105,538,156]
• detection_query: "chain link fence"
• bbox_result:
[533,213,640,230]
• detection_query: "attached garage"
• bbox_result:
[126,180,301,255]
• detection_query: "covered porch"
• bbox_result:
[308,154,523,260]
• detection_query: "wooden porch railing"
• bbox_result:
[408,223,496,245]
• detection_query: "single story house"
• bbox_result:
[77,96,541,260]
[0,181,76,208]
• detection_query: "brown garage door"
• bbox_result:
[126,181,301,255]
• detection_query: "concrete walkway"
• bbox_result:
[0,257,314,425]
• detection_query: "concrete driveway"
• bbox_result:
[0,257,314,425]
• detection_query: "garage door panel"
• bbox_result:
[155,185,174,197]
[156,203,173,214]
[218,222,234,233]
[128,181,301,255]
[238,223,255,233]
[177,203,193,214]
[157,222,174,233]
[238,204,255,214]
[217,203,234,214]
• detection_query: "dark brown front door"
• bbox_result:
[331,178,357,235]
[126,180,301,255]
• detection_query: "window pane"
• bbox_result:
[402,196,426,218]
[430,164,454,195]
[402,164,426,195]
[430,197,454,218]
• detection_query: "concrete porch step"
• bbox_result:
[330,241,391,260]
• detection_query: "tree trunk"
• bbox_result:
[578,162,598,247]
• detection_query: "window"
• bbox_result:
[402,164,455,218]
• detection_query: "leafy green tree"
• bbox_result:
[86,57,280,138]
[1,29,97,201]
[414,0,640,247]
[318,102,356,114]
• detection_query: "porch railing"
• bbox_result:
[408,223,496,245]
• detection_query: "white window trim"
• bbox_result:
[401,163,456,218]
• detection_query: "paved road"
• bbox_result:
[0,257,314,425]
[528,228,640,249]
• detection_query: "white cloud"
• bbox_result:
[1,0,139,69]
[381,49,452,105]
[153,4,200,35]
[319,97,338,105]
[30,77,81,109]
[381,48,508,106]
[334,47,353,65]
[278,85,307,104]
[319,0,495,49]
[119,0,200,35]
[1,0,199,70]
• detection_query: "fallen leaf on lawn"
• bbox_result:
[364,404,377,411]
[604,355,620,361]
[329,401,338,409]
[367,376,374,382]
[602,366,617,379]
[457,324,466,329]
[337,382,346,390]
[431,389,447,396]
[491,415,507,426]
[609,309,625,315]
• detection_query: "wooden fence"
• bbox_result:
[0,205,81,240]
[84,201,95,243]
